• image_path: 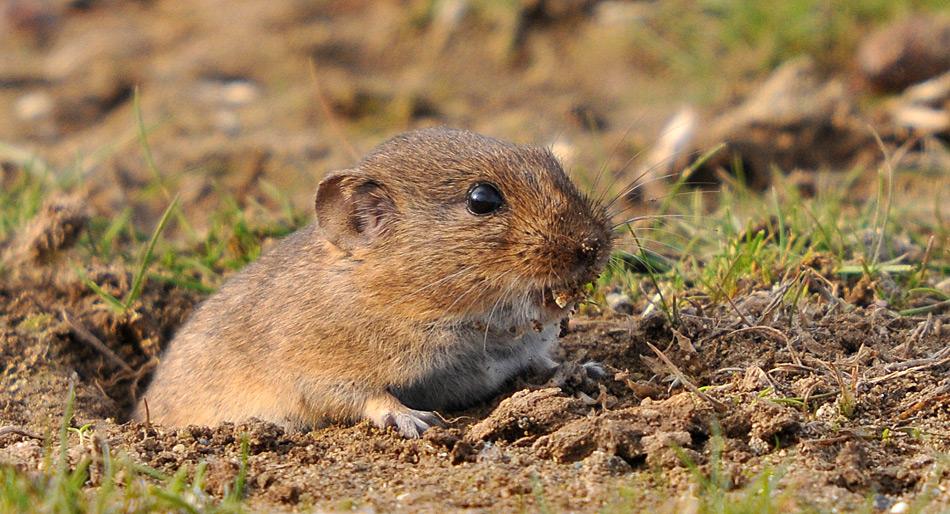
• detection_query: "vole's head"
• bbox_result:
[315,127,612,325]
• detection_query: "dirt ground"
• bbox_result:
[2,255,949,511]
[1,1,949,512]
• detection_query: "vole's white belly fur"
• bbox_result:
[393,322,559,410]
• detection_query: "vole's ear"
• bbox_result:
[315,169,396,252]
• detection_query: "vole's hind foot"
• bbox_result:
[385,409,442,438]
[364,392,442,438]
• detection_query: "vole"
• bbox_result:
[136,127,613,437]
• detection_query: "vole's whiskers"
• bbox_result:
[398,266,482,312]
[614,236,685,256]
[602,157,696,213]
[613,251,668,273]
[591,113,684,206]
[596,156,663,209]
[411,264,479,297]
[409,256,515,315]
[611,213,687,230]
[607,186,721,220]
[441,275,490,316]
[615,225,691,241]
[483,280,516,352]
[594,126,700,209]
[589,124,637,203]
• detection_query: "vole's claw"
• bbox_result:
[413,409,444,428]
[364,393,441,438]
[379,408,440,438]
[393,409,439,438]
[582,360,606,379]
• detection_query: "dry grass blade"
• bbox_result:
[899,313,934,358]
[724,325,800,365]
[866,349,950,385]
[308,58,360,162]
[898,392,950,421]
[882,346,950,372]
[62,310,134,374]
[0,426,43,440]
[645,341,727,411]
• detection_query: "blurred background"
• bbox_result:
[1,0,948,225]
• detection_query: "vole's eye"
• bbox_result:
[467,183,504,215]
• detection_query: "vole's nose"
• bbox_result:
[573,237,602,272]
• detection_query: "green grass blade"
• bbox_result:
[227,434,250,504]
[899,299,950,317]
[133,87,162,187]
[124,194,180,309]
[100,207,133,253]
[76,266,126,314]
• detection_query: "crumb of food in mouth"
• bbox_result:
[553,290,572,308]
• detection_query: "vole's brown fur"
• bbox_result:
[136,127,612,437]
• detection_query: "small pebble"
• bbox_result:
[873,494,892,511]
[14,91,53,121]
[606,291,634,315]
[549,140,577,168]
[214,110,241,136]
[221,80,260,105]
[889,501,909,514]
[747,436,770,455]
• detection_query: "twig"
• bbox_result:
[803,434,855,447]
[645,341,727,411]
[867,128,906,267]
[802,268,846,315]
[724,325,791,344]
[696,319,743,346]
[898,393,950,421]
[916,234,935,284]
[62,310,134,374]
[769,363,818,374]
[724,325,801,366]
[900,313,933,359]
[899,299,950,317]
[714,367,746,374]
[759,276,797,323]
[0,426,43,441]
[883,346,950,372]
[129,357,159,403]
[866,354,950,385]
[713,283,754,327]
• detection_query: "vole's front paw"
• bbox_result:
[581,360,606,379]
[364,393,442,438]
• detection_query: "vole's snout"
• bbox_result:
[569,234,608,280]
[574,238,600,270]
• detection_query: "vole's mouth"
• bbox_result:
[537,285,584,315]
